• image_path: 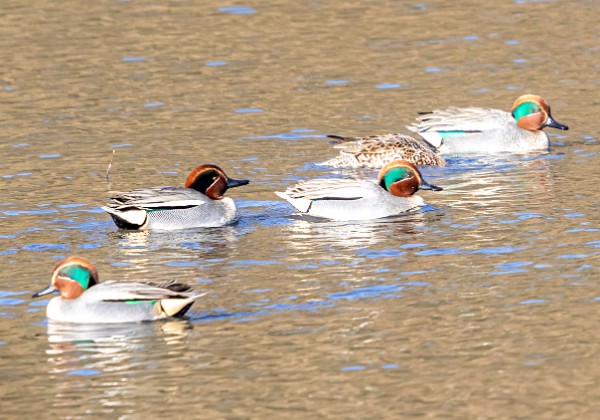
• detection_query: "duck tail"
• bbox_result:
[327,134,355,144]
[159,292,206,318]
[101,206,148,230]
[275,191,312,213]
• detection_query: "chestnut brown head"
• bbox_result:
[377,160,442,197]
[511,94,568,132]
[32,256,99,300]
[184,164,249,200]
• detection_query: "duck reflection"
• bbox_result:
[280,210,431,252]
[42,320,193,412]
[46,320,191,361]
[437,156,556,215]
[113,225,239,258]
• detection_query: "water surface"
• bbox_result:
[1,0,600,418]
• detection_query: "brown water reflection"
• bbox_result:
[1,0,600,418]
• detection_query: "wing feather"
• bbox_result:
[105,187,208,211]
[408,107,511,133]
[87,281,201,303]
[281,178,375,201]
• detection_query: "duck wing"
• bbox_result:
[86,281,203,303]
[106,187,209,210]
[408,107,512,133]
[280,178,377,201]
[329,133,434,151]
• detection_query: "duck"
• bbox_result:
[102,164,249,230]
[407,94,569,154]
[32,256,205,323]
[275,160,442,221]
[321,133,446,168]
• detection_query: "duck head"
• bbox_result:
[377,160,443,197]
[184,164,250,200]
[511,94,569,132]
[32,256,99,300]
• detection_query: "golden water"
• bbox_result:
[1,0,600,418]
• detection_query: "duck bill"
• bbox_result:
[544,116,569,131]
[226,177,250,189]
[32,284,57,298]
[419,179,443,192]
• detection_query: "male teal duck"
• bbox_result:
[32,256,204,323]
[102,164,249,230]
[407,94,568,154]
[275,160,442,221]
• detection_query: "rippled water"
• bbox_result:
[1,0,600,418]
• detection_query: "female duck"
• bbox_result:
[32,256,204,323]
[321,133,445,168]
[102,164,249,230]
[407,94,569,154]
[275,160,442,221]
